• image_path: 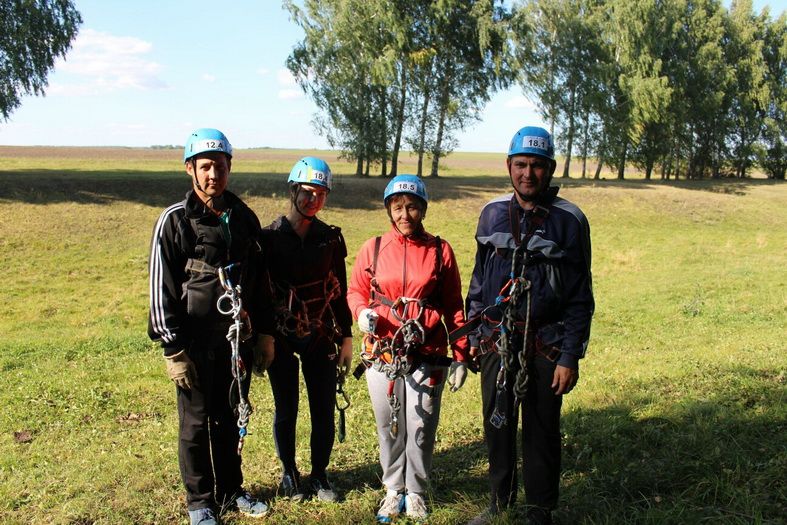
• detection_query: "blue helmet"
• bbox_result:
[384,174,428,205]
[183,128,233,162]
[287,157,333,191]
[507,126,555,162]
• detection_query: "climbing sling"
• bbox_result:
[450,199,550,429]
[335,366,350,443]
[216,263,253,456]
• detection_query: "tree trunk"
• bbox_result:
[430,72,451,178]
[593,160,602,180]
[617,138,628,180]
[645,157,653,180]
[390,67,408,178]
[415,85,431,178]
[580,110,590,179]
[562,84,577,179]
[355,157,363,177]
[379,87,388,177]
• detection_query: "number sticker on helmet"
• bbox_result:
[522,136,548,151]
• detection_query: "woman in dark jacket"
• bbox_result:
[258,156,353,503]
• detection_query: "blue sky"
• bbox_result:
[0,0,783,153]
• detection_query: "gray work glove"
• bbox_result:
[165,350,197,390]
[447,361,468,392]
[253,335,275,376]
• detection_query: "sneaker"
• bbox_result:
[235,491,268,517]
[310,476,338,502]
[405,492,428,520]
[376,490,405,523]
[188,508,218,525]
[279,470,305,501]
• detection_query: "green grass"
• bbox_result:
[0,148,784,524]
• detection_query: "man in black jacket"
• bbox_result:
[465,126,594,525]
[148,128,274,525]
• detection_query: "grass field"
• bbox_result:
[0,147,784,525]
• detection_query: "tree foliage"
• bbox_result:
[285,0,512,177]
[284,0,784,180]
[0,0,82,120]
[512,0,785,179]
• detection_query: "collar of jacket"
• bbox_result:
[183,189,240,219]
[512,185,560,214]
[276,214,330,237]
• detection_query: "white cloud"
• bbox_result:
[276,68,302,99]
[277,68,297,87]
[52,29,167,94]
[257,67,270,76]
[505,96,536,110]
[202,74,216,82]
[278,89,302,100]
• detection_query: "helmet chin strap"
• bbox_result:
[291,185,316,221]
[191,159,215,206]
[190,158,228,212]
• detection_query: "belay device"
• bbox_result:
[217,263,252,456]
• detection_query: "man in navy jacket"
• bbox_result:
[465,126,594,525]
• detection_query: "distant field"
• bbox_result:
[0,145,656,179]
[0,148,784,524]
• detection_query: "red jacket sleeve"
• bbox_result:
[347,237,375,320]
[438,239,469,361]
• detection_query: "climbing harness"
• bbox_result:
[353,234,448,438]
[273,271,342,341]
[217,263,252,456]
[335,367,350,443]
[360,297,428,438]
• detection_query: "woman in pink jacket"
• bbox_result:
[347,175,469,522]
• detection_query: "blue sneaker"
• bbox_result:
[189,507,218,525]
[235,491,269,517]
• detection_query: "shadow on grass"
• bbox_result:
[302,361,784,525]
[1,169,782,208]
[559,365,785,524]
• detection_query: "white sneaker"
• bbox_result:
[405,492,428,520]
[376,490,405,523]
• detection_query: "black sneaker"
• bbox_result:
[279,470,305,502]
[309,475,338,502]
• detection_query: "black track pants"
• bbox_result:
[267,337,337,478]
[479,351,563,510]
[176,331,252,510]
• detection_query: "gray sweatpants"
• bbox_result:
[366,362,447,495]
